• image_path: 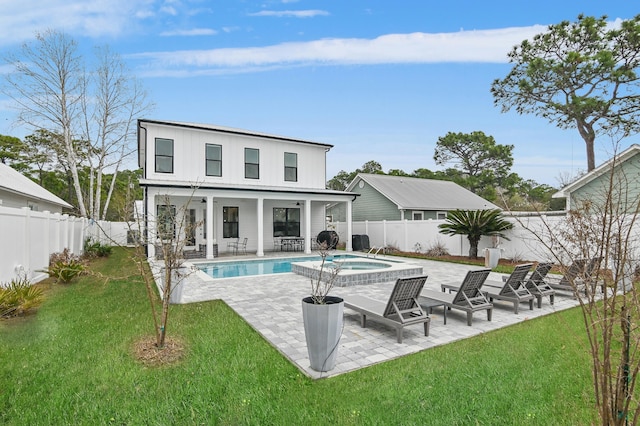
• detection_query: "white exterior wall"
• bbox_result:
[0,189,66,213]
[142,122,328,189]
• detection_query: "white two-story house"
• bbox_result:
[137,119,355,258]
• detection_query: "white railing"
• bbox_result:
[0,206,131,285]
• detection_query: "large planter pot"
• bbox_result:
[301,295,344,372]
[484,248,501,269]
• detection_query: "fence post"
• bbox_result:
[43,211,51,269]
[21,207,31,279]
[383,220,387,248]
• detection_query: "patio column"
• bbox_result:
[146,188,157,259]
[256,197,264,257]
[206,196,214,259]
[304,199,311,254]
[346,200,353,252]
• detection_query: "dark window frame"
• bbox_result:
[205,143,222,176]
[273,207,300,237]
[223,206,239,239]
[284,152,297,182]
[155,138,174,173]
[244,148,259,179]
[157,204,176,240]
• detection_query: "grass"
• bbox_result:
[0,248,597,425]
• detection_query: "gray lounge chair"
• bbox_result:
[420,269,492,326]
[481,263,535,314]
[547,257,602,295]
[344,275,430,343]
[522,262,555,308]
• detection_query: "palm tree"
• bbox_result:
[438,209,514,258]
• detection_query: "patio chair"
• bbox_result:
[546,258,602,294]
[481,263,535,314]
[227,237,248,255]
[344,275,430,343]
[521,262,555,308]
[420,269,492,326]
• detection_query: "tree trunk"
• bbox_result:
[468,237,480,258]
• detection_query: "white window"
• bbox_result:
[412,212,423,220]
[437,211,447,220]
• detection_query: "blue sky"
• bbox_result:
[1,1,639,186]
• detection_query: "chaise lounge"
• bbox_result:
[522,262,555,307]
[344,275,430,343]
[480,263,535,314]
[420,269,492,326]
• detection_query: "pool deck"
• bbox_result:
[159,252,580,379]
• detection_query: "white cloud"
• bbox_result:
[160,28,218,36]
[0,0,152,46]
[131,25,547,76]
[249,10,329,18]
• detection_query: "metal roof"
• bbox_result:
[348,173,500,210]
[0,163,73,209]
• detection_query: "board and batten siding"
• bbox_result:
[352,179,400,221]
[143,122,328,189]
[572,152,640,213]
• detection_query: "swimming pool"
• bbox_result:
[196,254,360,279]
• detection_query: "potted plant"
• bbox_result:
[302,235,343,372]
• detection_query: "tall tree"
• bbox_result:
[0,134,27,171]
[3,30,152,219]
[433,131,514,194]
[491,14,640,172]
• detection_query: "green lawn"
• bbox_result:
[1,248,597,425]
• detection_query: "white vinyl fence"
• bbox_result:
[0,206,131,285]
[330,214,570,263]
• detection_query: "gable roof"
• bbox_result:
[553,144,640,199]
[348,173,500,210]
[0,163,73,209]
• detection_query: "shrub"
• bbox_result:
[424,240,450,257]
[0,275,44,317]
[83,239,113,259]
[44,249,86,284]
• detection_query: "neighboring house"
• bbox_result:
[553,144,640,212]
[327,173,500,222]
[0,163,73,213]
[137,119,356,258]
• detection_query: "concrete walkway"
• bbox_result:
[170,254,579,379]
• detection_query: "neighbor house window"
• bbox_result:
[205,144,222,176]
[155,138,174,173]
[284,152,297,182]
[157,205,176,240]
[413,212,423,220]
[437,211,447,220]
[245,148,259,179]
[223,206,239,238]
[273,208,300,237]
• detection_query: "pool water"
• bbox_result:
[197,254,360,279]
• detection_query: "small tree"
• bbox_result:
[438,209,514,258]
[127,193,202,350]
[517,142,640,424]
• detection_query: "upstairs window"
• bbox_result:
[245,148,259,179]
[155,138,174,173]
[284,152,297,182]
[206,144,222,176]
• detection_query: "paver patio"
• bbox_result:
[166,254,580,379]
